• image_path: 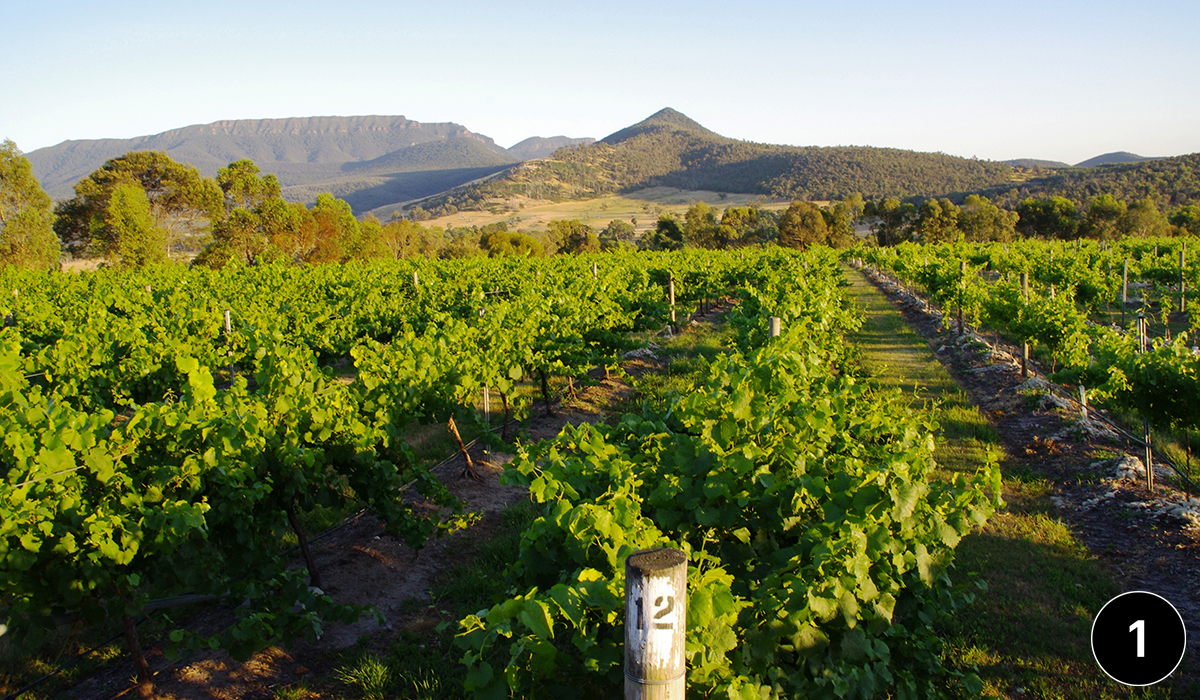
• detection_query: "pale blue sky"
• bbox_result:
[4,0,1198,164]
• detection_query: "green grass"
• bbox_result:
[842,264,1189,699]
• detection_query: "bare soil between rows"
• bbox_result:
[857,265,1200,684]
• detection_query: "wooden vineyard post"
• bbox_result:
[1137,313,1154,494]
[447,416,481,480]
[413,270,419,289]
[1020,273,1029,378]
[482,385,490,427]
[1079,385,1089,423]
[1181,242,1187,315]
[668,274,676,325]
[769,316,781,338]
[625,548,687,700]
[593,261,598,279]
[224,309,235,381]
[1122,258,1129,327]
[957,260,965,337]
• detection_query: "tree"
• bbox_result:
[821,203,854,249]
[381,218,441,258]
[1169,205,1200,236]
[347,214,388,261]
[480,229,544,257]
[683,202,721,248]
[547,220,599,254]
[1120,197,1169,238]
[865,197,914,246]
[914,198,961,244]
[95,180,168,268]
[778,201,827,249]
[640,215,685,251]
[600,219,636,250]
[54,151,222,259]
[1080,194,1126,240]
[720,206,775,247]
[308,193,361,263]
[959,194,1018,242]
[217,159,281,211]
[197,159,291,267]
[1016,196,1079,239]
[0,140,59,269]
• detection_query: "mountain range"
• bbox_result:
[24,112,1194,217]
[25,116,593,213]
[1004,152,1157,169]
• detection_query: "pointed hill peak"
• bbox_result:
[600,108,721,145]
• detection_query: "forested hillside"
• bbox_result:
[415,108,1019,216]
[987,153,1200,207]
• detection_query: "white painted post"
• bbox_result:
[668,275,676,324]
[482,385,490,427]
[1079,385,1088,423]
[625,548,686,700]
[769,317,781,338]
[1181,242,1187,314]
[413,270,419,288]
[1137,313,1153,494]
[1122,258,1129,327]
[593,261,598,279]
[1020,273,1029,378]
[224,309,234,380]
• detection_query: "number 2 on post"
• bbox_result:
[634,596,675,630]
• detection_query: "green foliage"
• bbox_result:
[958,195,1017,243]
[1016,196,1079,239]
[865,198,915,246]
[0,251,718,672]
[721,205,778,247]
[991,153,1200,209]
[94,181,168,268]
[641,215,686,251]
[547,220,600,255]
[864,236,1200,435]
[0,140,60,270]
[915,198,961,244]
[457,250,1000,699]
[600,219,635,250]
[480,229,543,258]
[778,201,828,249]
[53,151,222,259]
[1169,205,1200,236]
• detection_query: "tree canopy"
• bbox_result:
[0,140,60,269]
[778,201,828,249]
[54,151,222,259]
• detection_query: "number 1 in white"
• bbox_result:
[1130,619,1145,658]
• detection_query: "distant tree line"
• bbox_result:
[863,192,1199,246]
[3,139,1197,272]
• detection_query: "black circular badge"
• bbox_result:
[1091,591,1186,686]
